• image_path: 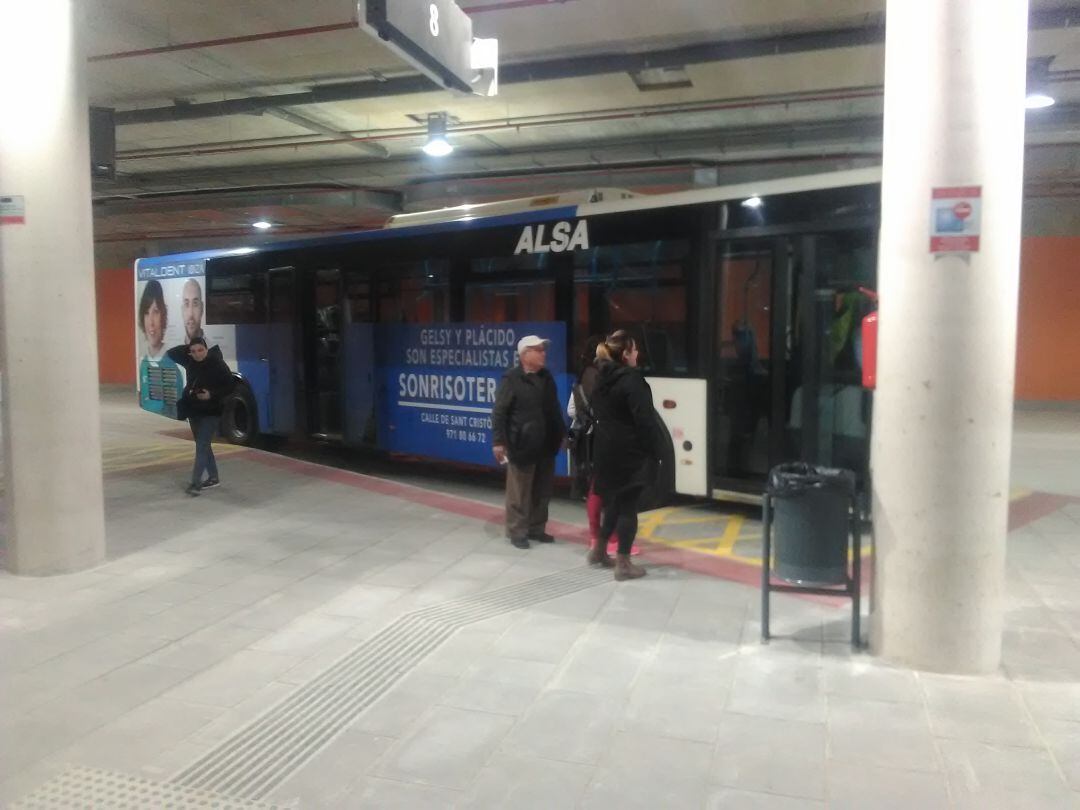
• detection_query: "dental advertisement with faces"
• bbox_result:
[134,256,235,418]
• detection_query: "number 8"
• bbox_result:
[429,4,440,37]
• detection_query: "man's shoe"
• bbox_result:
[202,478,220,489]
[185,483,201,497]
[528,532,555,543]
[510,536,531,550]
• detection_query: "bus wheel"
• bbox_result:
[222,384,258,446]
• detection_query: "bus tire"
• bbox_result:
[639,413,676,511]
[221,382,258,446]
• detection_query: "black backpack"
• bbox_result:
[568,383,596,499]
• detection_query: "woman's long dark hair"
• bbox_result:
[578,334,605,377]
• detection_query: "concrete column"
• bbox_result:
[0,1,106,574]
[870,0,1029,672]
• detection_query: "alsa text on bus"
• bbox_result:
[514,220,590,255]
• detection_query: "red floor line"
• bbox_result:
[1008,492,1079,531]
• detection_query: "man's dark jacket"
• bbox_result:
[166,344,235,419]
[491,365,565,466]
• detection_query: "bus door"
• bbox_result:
[786,233,875,477]
[711,232,875,493]
[307,268,344,440]
[266,267,298,435]
[342,267,375,447]
[711,238,791,489]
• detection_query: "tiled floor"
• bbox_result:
[1,391,1079,808]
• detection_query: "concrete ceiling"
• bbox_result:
[82,0,1080,258]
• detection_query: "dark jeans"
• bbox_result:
[600,488,642,555]
[504,455,556,540]
[189,415,220,486]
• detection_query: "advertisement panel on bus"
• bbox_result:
[376,321,570,469]
[134,255,237,417]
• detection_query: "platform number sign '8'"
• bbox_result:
[429,3,440,36]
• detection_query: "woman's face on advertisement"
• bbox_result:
[143,300,164,348]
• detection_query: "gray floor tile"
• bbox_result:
[706,787,826,809]
[822,655,923,704]
[548,639,651,697]
[183,679,296,748]
[249,612,354,656]
[938,738,1074,806]
[457,752,594,809]
[712,713,826,800]
[345,776,463,809]
[487,614,586,663]
[502,689,621,765]
[461,654,557,688]
[922,675,1042,747]
[727,651,826,724]
[827,693,941,772]
[440,676,542,716]
[270,729,394,807]
[354,672,458,738]
[1020,681,1080,723]
[826,762,952,810]
[1039,717,1080,791]
[621,659,731,743]
[374,705,515,790]
[580,732,713,810]
[162,649,301,708]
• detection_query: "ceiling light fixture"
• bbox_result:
[252,220,274,230]
[1025,92,1056,109]
[422,112,454,157]
[741,196,764,209]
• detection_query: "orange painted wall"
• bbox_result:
[96,267,135,385]
[1016,237,1080,401]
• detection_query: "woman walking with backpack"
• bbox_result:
[589,330,662,580]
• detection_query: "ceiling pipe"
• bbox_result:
[111,8,1078,126]
[88,21,360,62]
[117,87,885,161]
[263,107,391,158]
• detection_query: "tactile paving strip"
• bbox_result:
[11,766,289,809]
[174,566,610,800]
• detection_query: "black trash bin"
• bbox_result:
[767,463,856,586]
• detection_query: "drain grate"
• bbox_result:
[173,566,609,800]
[11,767,288,809]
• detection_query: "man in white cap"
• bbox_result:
[492,335,566,549]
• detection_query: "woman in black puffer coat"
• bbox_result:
[590,330,663,580]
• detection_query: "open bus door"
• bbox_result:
[710,231,875,497]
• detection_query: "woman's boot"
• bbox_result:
[586,538,614,568]
[614,554,646,581]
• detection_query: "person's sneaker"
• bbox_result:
[528,532,555,543]
[202,478,220,489]
[184,483,201,497]
[510,536,531,550]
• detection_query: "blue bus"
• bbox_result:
[135,169,880,501]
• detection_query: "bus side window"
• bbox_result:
[207,272,263,325]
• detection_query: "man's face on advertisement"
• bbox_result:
[183,279,204,341]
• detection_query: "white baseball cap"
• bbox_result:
[517,335,550,354]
